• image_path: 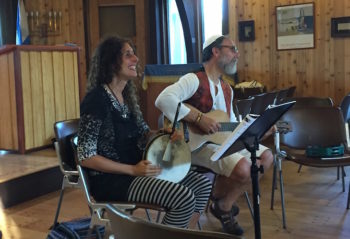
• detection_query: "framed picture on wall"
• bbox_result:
[276,3,315,50]
[331,17,350,38]
[238,20,255,41]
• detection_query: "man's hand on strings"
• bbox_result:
[197,114,221,135]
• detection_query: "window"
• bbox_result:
[202,0,223,42]
[167,0,187,64]
[150,0,226,64]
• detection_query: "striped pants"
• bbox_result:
[127,171,212,228]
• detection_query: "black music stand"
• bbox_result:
[216,101,295,239]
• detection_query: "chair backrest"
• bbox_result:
[340,95,350,122]
[275,88,290,104]
[233,97,254,120]
[70,135,95,205]
[54,119,80,171]
[286,86,296,97]
[280,97,333,108]
[106,204,239,239]
[233,86,264,100]
[250,91,278,115]
[280,107,346,149]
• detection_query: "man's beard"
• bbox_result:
[218,57,238,75]
[223,59,237,75]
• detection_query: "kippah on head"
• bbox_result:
[202,34,224,50]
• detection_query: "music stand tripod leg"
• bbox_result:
[244,137,264,239]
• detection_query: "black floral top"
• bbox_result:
[77,84,149,200]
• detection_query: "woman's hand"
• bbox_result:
[132,160,162,177]
[163,127,184,142]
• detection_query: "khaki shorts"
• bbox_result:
[191,143,269,177]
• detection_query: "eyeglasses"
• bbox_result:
[219,45,239,53]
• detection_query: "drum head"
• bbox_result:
[145,134,191,183]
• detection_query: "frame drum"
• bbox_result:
[144,133,191,183]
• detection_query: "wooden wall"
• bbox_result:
[24,0,87,100]
[229,0,350,104]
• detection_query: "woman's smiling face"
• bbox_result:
[118,43,139,79]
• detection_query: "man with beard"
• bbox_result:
[155,35,273,236]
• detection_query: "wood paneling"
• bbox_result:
[0,53,18,150]
[229,0,350,104]
[0,46,80,152]
[20,49,80,150]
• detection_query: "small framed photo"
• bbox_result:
[331,17,350,38]
[238,20,255,42]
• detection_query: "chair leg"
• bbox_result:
[342,166,346,192]
[244,191,254,220]
[347,179,350,209]
[94,225,103,239]
[51,186,65,229]
[270,156,277,210]
[278,158,287,229]
[156,211,162,223]
[337,166,340,180]
[197,221,202,230]
[297,164,302,173]
[145,209,152,222]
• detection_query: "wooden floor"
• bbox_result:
[1,150,350,238]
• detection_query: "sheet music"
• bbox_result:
[210,114,258,161]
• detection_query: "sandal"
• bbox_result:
[210,201,244,236]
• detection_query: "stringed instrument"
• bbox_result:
[161,110,239,151]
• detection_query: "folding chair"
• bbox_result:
[52,119,81,228]
[70,136,168,238]
[106,204,240,239]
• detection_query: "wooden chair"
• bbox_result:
[106,204,241,239]
[278,97,334,173]
[280,96,333,108]
[277,107,350,209]
[271,98,335,228]
[52,119,81,228]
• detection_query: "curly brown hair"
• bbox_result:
[87,36,142,119]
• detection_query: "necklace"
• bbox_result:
[107,84,127,118]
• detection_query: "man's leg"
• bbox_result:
[214,148,274,211]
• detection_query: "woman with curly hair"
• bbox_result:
[77,36,212,228]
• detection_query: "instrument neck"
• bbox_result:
[219,122,238,132]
